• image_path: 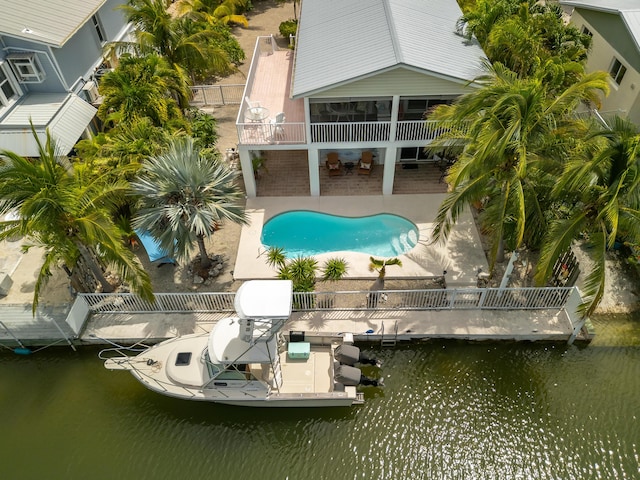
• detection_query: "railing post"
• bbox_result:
[219,85,225,105]
[203,87,209,106]
[477,289,487,308]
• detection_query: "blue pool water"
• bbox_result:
[261,210,419,257]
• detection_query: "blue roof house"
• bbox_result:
[0,0,130,157]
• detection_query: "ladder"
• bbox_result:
[380,320,398,347]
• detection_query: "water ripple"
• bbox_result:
[1,316,640,479]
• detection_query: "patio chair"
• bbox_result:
[358,151,374,175]
[326,152,343,176]
[269,112,286,142]
[244,96,261,110]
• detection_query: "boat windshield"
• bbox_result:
[203,351,223,379]
[204,351,257,381]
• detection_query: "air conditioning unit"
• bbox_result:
[82,81,100,103]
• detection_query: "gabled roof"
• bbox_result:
[0,0,106,47]
[291,0,487,98]
[561,0,640,53]
[0,93,97,157]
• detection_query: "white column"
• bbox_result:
[382,146,397,195]
[239,148,256,197]
[303,97,312,145]
[308,148,320,196]
[389,95,400,142]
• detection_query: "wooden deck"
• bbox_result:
[247,49,304,124]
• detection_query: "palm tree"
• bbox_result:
[131,137,247,270]
[457,0,591,82]
[75,117,172,180]
[119,0,238,83]
[178,0,250,26]
[535,116,640,317]
[168,16,238,82]
[368,257,402,291]
[429,62,609,268]
[456,0,520,46]
[482,4,590,80]
[0,127,153,311]
[265,247,348,292]
[98,54,189,127]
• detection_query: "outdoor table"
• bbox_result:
[344,162,355,174]
[245,106,270,123]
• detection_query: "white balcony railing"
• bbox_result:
[395,120,456,142]
[310,121,391,143]
[235,118,467,146]
[236,122,306,145]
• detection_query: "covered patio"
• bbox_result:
[253,150,448,196]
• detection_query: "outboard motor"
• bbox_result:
[335,365,383,388]
[335,344,382,367]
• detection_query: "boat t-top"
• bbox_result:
[103,280,381,407]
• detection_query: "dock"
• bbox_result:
[0,287,595,351]
[80,307,586,345]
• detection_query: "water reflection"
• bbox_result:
[0,313,639,479]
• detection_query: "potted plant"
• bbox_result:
[252,155,268,178]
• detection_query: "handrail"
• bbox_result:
[80,286,576,314]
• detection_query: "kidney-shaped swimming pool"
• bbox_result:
[261,210,419,257]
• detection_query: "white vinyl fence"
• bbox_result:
[78,287,575,314]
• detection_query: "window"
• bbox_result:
[7,53,45,83]
[92,15,106,43]
[0,64,19,108]
[610,58,627,85]
[581,26,592,37]
[401,97,454,120]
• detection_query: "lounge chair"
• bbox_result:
[358,151,374,175]
[326,152,343,176]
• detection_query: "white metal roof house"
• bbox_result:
[236,0,487,197]
[561,0,640,125]
[0,0,130,157]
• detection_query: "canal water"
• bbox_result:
[1,313,639,480]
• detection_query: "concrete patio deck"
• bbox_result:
[233,194,489,286]
[80,304,579,345]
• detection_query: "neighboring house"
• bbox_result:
[561,0,640,124]
[236,0,487,197]
[0,0,130,157]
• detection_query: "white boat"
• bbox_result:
[103,280,373,407]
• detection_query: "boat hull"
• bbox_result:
[106,332,362,408]
[103,282,369,408]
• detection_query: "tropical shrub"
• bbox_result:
[265,246,348,292]
[279,19,297,39]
